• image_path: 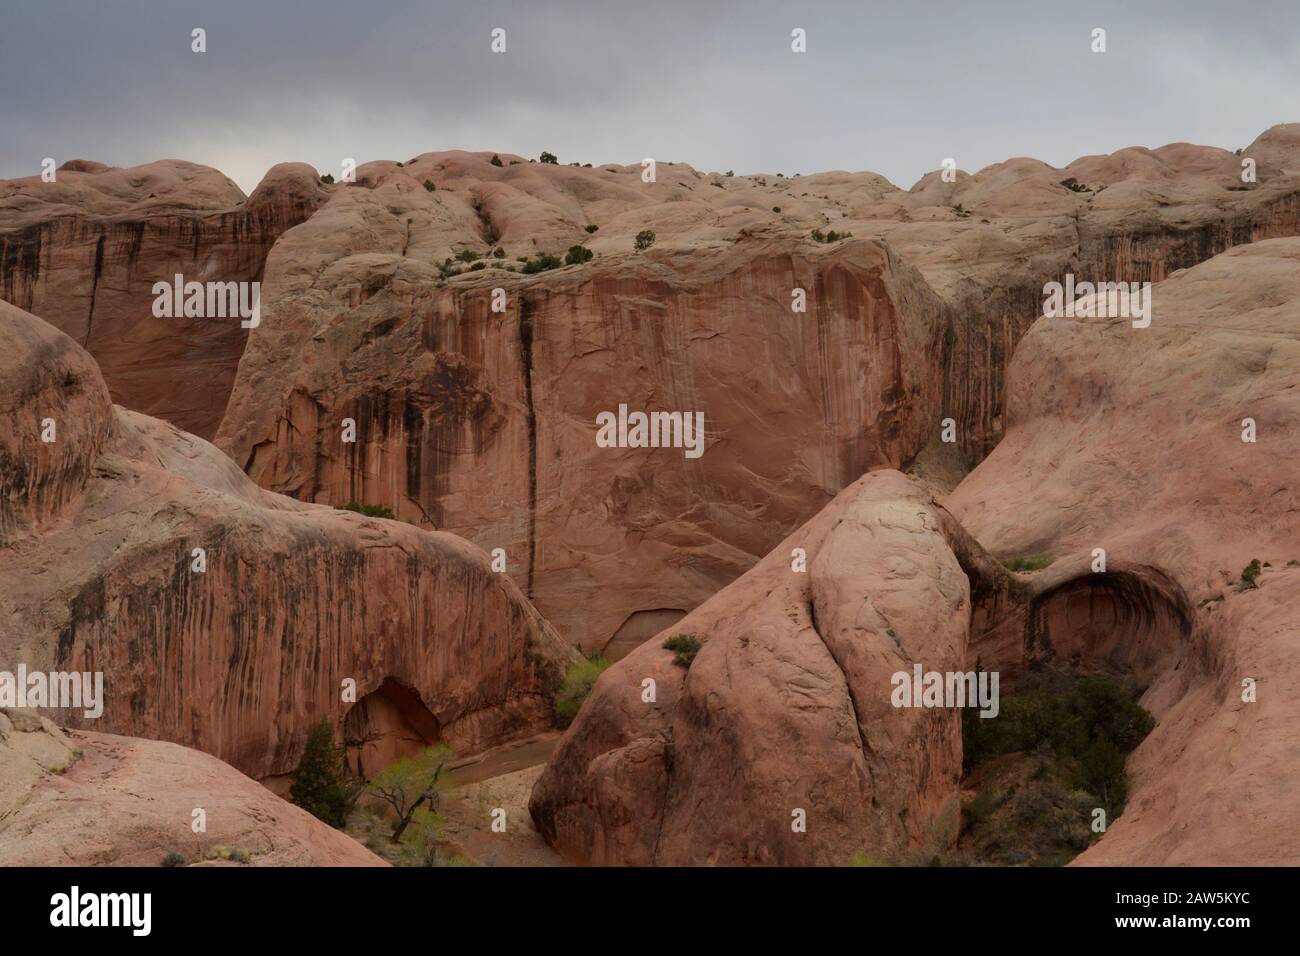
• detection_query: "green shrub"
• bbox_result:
[289,719,356,829]
[423,180,435,192]
[1002,554,1053,573]
[456,248,481,263]
[1060,177,1090,193]
[490,154,504,167]
[962,789,999,829]
[365,745,452,843]
[492,246,505,258]
[555,657,613,724]
[470,261,486,271]
[634,229,656,251]
[320,173,335,185]
[953,203,971,218]
[811,228,853,243]
[161,851,186,867]
[565,245,594,265]
[772,206,781,213]
[539,151,558,165]
[522,254,563,274]
[849,851,890,867]
[584,224,599,233]
[337,502,397,520]
[663,633,703,668]
[1242,558,1263,585]
[961,673,1153,812]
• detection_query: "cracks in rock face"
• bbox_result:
[472,196,500,247]
[802,587,874,760]
[518,294,538,599]
[84,232,106,347]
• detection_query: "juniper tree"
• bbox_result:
[288,719,355,829]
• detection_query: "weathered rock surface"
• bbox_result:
[947,238,1300,865]
[0,301,576,781]
[532,237,1300,866]
[529,469,1001,865]
[213,128,1300,652]
[217,213,953,651]
[0,711,384,866]
[0,160,329,439]
[8,134,1299,658]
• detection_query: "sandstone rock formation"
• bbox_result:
[531,238,1300,866]
[7,132,1298,660]
[7,131,1300,868]
[211,128,1300,653]
[947,238,1300,865]
[0,709,384,866]
[529,469,1005,865]
[216,216,953,652]
[0,300,576,782]
[0,160,329,438]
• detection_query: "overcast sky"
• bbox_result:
[3,0,1297,194]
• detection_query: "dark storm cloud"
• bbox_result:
[2,0,1298,193]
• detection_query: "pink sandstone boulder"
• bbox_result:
[0,712,384,866]
[529,469,996,865]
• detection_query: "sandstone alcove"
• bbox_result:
[1023,568,1193,684]
[344,677,441,779]
[602,607,687,660]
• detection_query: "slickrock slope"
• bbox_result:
[528,469,1010,866]
[0,160,329,438]
[0,711,384,866]
[0,301,576,781]
[215,128,1300,651]
[947,239,1300,865]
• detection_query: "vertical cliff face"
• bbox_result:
[873,126,1300,462]
[0,160,329,439]
[214,154,957,650]
[210,131,1300,652]
[0,301,577,780]
[218,236,952,650]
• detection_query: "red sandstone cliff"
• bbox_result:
[210,128,1300,652]
[0,300,576,782]
[0,160,329,439]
